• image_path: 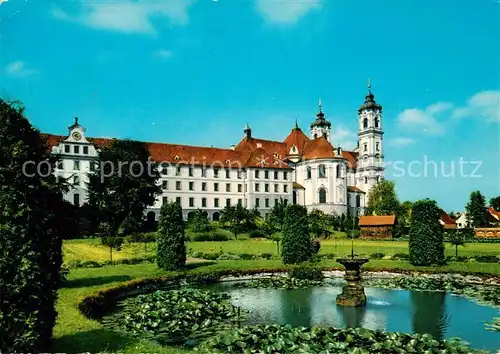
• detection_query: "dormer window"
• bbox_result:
[174,155,180,161]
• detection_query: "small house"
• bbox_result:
[359,215,396,239]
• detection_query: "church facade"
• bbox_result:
[42,86,385,220]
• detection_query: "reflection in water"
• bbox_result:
[339,306,366,328]
[411,291,448,340]
[280,288,313,327]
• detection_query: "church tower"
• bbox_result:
[356,80,384,195]
[310,99,331,141]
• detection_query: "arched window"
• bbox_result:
[318,164,326,178]
[306,166,312,179]
[363,118,368,128]
[336,164,341,178]
[314,133,318,139]
[374,117,379,128]
[318,188,327,204]
[212,212,220,221]
[356,195,361,208]
[147,211,156,222]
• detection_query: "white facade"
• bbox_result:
[44,87,385,220]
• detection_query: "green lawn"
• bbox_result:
[53,259,500,353]
[63,238,500,264]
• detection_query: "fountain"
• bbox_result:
[336,214,369,307]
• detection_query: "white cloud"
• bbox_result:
[397,101,452,135]
[155,49,173,59]
[4,61,38,78]
[255,0,321,25]
[52,0,195,34]
[331,126,356,150]
[387,137,415,147]
[452,90,500,123]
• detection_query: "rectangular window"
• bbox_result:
[283,199,288,205]
[73,193,80,205]
[265,171,269,179]
[162,196,168,205]
[162,181,168,189]
[226,183,231,192]
[202,168,207,177]
[265,198,269,207]
[74,161,80,170]
[275,198,279,206]
[364,144,367,152]
[189,182,194,191]
[365,177,368,184]
[202,182,207,191]
[265,184,269,192]
[74,145,79,154]
[64,145,70,153]
[214,183,219,191]
[189,167,193,176]
[255,198,260,207]
[226,198,231,207]
[161,166,168,175]
[214,168,219,178]
[376,142,379,151]
[283,172,288,180]
[176,166,181,176]
[83,146,89,154]
[255,183,260,192]
[214,198,219,208]
[202,198,207,207]
[238,199,242,206]
[89,162,95,172]
[274,184,279,193]
[255,170,260,179]
[225,169,230,178]
[245,184,248,192]
[73,175,80,185]
[57,161,64,170]
[176,181,181,190]
[284,185,288,193]
[237,184,242,192]
[176,197,181,205]
[274,171,278,179]
[237,170,242,179]
[189,197,194,207]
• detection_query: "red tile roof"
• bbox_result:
[283,128,310,154]
[302,136,337,160]
[41,133,291,170]
[342,150,358,169]
[234,137,287,155]
[488,208,500,221]
[359,215,396,226]
[439,209,457,228]
[347,186,365,193]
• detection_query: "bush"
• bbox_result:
[310,238,321,255]
[0,100,66,352]
[249,229,267,238]
[289,265,324,281]
[409,199,445,266]
[239,253,255,260]
[282,205,312,264]
[216,253,241,261]
[392,253,409,260]
[475,255,498,263]
[258,253,274,260]
[157,201,186,271]
[370,252,385,260]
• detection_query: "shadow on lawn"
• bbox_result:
[53,328,134,353]
[63,275,132,289]
[184,260,216,270]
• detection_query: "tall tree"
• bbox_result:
[87,139,161,256]
[465,191,489,227]
[190,209,211,233]
[399,201,413,226]
[489,196,500,211]
[365,180,400,216]
[157,201,186,270]
[282,204,312,264]
[0,100,68,352]
[409,199,445,266]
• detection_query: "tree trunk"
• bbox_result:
[110,246,113,261]
[276,240,280,255]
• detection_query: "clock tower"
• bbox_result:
[68,117,86,142]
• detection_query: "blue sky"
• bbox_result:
[1,0,499,211]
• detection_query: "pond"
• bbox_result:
[198,279,500,352]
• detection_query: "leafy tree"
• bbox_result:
[220,204,257,239]
[157,201,186,270]
[489,196,500,211]
[365,180,400,216]
[447,230,467,258]
[465,191,489,227]
[308,209,330,237]
[282,205,312,264]
[0,100,69,352]
[268,198,287,231]
[409,199,445,266]
[191,209,211,233]
[399,201,413,227]
[87,139,161,257]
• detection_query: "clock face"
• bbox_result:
[72,132,82,141]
